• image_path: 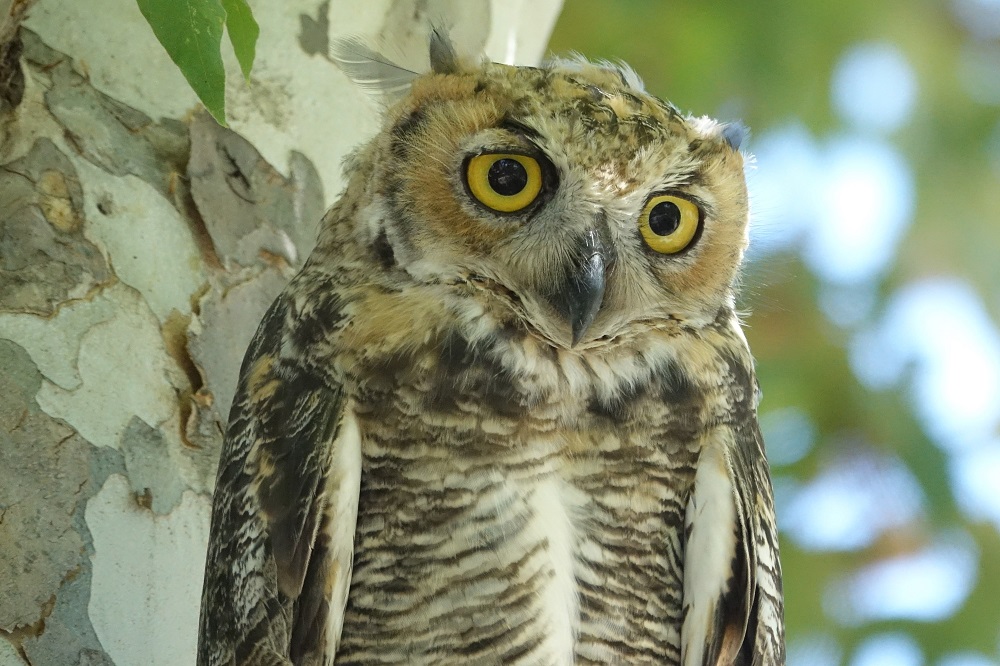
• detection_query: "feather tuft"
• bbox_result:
[429,27,459,74]
[330,37,420,100]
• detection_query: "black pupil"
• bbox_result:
[487,158,528,196]
[648,201,681,236]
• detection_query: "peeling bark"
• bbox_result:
[0,0,36,117]
[0,138,110,315]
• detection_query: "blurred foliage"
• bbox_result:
[552,1,1000,664]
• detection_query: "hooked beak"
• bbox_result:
[545,229,609,346]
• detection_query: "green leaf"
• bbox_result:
[221,0,259,81]
[136,0,227,125]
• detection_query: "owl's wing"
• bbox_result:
[198,291,361,666]
[681,419,785,666]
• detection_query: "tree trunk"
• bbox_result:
[0,1,561,663]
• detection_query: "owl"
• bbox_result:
[197,30,784,666]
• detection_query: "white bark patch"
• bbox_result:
[0,291,117,391]
[85,474,210,666]
[23,0,198,123]
[486,0,563,65]
[0,638,28,665]
[33,283,184,449]
[75,156,205,322]
[224,2,385,191]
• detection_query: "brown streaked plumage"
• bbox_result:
[198,30,784,666]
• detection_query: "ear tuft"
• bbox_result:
[720,122,748,151]
[429,27,459,74]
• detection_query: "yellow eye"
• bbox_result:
[465,153,543,213]
[639,194,701,254]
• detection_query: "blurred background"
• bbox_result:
[550,1,1000,664]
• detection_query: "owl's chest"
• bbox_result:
[338,343,705,663]
[346,334,706,509]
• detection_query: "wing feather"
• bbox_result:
[682,420,784,666]
[736,422,785,666]
[197,290,360,666]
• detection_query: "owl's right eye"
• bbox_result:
[465,153,543,213]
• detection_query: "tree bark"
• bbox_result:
[0,1,561,663]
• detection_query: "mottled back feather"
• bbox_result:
[198,284,355,665]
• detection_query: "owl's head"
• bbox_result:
[332,32,749,351]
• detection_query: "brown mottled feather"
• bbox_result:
[197,285,349,665]
[198,32,784,666]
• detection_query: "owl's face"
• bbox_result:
[352,51,749,350]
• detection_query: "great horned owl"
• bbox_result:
[197,31,785,666]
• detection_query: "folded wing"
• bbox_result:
[198,292,361,666]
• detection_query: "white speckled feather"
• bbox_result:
[529,476,580,664]
[682,429,748,665]
[322,409,363,663]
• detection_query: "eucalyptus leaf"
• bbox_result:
[136,0,227,124]
[221,0,259,81]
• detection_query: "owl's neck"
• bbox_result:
[330,276,755,433]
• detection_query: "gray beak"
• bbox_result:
[546,229,608,346]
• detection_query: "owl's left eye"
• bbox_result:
[465,153,543,213]
[639,194,701,254]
